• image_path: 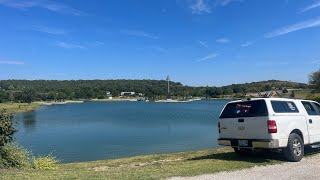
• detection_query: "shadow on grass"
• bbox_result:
[305,147,320,156]
[188,148,320,163]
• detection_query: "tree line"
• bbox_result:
[0,79,307,103]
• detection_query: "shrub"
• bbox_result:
[0,143,59,170]
[309,69,320,91]
[312,96,320,103]
[0,143,31,169]
[0,110,16,147]
[306,94,320,103]
[282,89,289,93]
[0,110,59,170]
[32,154,59,170]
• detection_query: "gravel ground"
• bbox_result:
[170,154,320,180]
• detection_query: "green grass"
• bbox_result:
[1,148,320,180]
[293,89,312,99]
[0,103,42,113]
[0,148,296,180]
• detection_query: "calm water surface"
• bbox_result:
[13,100,229,163]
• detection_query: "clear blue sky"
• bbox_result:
[0,0,320,86]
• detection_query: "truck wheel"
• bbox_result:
[283,133,304,162]
[233,148,252,155]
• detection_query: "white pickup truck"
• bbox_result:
[218,98,320,162]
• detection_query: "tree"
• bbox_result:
[8,85,15,103]
[21,90,35,104]
[215,88,223,96]
[264,85,272,91]
[223,88,234,95]
[0,110,16,147]
[57,92,67,100]
[231,85,242,93]
[289,91,295,98]
[309,69,320,91]
[0,91,9,103]
[47,91,57,101]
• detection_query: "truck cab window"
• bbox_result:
[311,102,320,115]
[302,101,317,116]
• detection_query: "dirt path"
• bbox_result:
[170,154,320,180]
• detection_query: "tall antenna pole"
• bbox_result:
[168,78,170,94]
[166,75,170,99]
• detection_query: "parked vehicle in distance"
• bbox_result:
[217,98,320,162]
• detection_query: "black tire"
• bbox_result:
[283,133,304,162]
[233,147,252,155]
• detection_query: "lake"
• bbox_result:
[13,100,229,163]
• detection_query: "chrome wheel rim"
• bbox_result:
[293,139,302,156]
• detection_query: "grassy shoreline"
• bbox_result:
[0,148,290,180]
[0,103,42,114]
[1,143,319,180]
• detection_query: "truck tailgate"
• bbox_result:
[219,116,270,139]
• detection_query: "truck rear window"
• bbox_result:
[220,100,268,118]
[271,101,299,113]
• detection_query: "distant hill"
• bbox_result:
[0,79,308,102]
[222,80,307,93]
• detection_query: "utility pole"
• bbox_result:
[166,75,170,99]
[168,79,170,94]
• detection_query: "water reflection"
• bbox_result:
[22,111,37,132]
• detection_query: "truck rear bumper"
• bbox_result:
[218,138,280,149]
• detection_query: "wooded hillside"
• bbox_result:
[0,80,307,102]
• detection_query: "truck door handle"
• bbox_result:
[309,119,313,124]
[238,119,244,123]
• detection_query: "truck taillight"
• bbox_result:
[218,122,221,133]
[267,120,277,133]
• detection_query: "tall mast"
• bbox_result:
[167,78,170,94]
[166,75,170,99]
